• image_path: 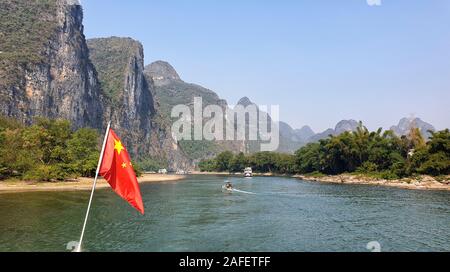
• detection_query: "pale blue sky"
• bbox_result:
[82,0,450,132]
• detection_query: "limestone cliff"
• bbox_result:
[87,38,192,170]
[0,0,103,129]
[0,1,192,170]
[145,61,245,161]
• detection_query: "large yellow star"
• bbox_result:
[114,140,124,155]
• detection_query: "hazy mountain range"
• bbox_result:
[277,118,436,152]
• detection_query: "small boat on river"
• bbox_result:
[222,181,234,192]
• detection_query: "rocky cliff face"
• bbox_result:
[145,61,244,161]
[87,38,192,170]
[87,38,154,154]
[145,61,229,118]
[0,0,103,129]
[147,61,182,86]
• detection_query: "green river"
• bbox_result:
[0,175,449,252]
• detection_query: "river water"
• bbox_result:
[0,175,449,252]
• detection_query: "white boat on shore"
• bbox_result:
[244,167,253,178]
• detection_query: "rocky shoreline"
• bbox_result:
[293,174,450,191]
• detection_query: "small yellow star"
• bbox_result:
[121,162,127,169]
[114,140,124,155]
[129,162,133,167]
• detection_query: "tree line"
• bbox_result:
[199,124,450,179]
[1,117,448,181]
[0,117,150,182]
[0,117,101,181]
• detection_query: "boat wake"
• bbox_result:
[231,189,257,195]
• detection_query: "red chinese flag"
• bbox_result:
[99,129,144,214]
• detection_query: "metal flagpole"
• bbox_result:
[75,121,111,253]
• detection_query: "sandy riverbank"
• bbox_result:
[192,171,450,191]
[0,174,186,194]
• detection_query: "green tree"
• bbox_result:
[198,159,217,172]
[229,152,247,173]
[215,151,234,172]
[249,152,277,173]
[416,129,450,176]
[66,128,100,177]
[294,143,324,173]
[0,128,34,179]
[274,153,296,174]
[0,118,105,181]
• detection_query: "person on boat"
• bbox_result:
[225,182,233,190]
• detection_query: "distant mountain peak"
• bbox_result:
[306,120,360,143]
[298,125,315,133]
[146,61,181,84]
[295,126,315,142]
[237,97,254,107]
[391,117,435,139]
[335,119,360,134]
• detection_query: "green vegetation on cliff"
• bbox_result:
[87,37,142,103]
[178,140,221,161]
[200,124,450,179]
[0,0,58,84]
[136,157,168,172]
[0,0,57,64]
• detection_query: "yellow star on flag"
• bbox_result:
[122,162,127,169]
[114,140,124,155]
